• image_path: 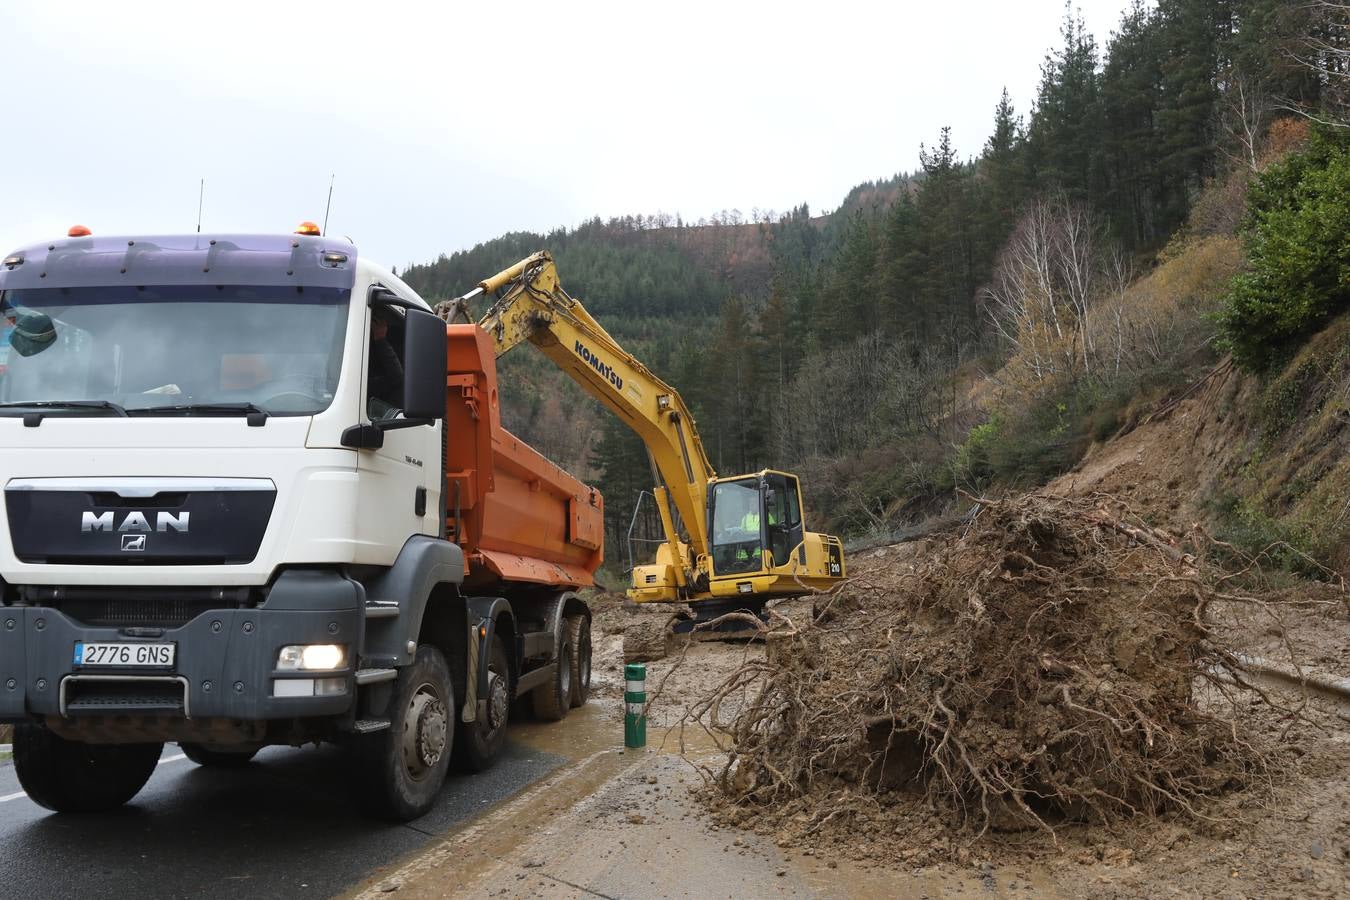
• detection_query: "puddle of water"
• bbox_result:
[508,700,621,759]
[510,696,727,761]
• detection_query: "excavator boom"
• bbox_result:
[464,253,714,560]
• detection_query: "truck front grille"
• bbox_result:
[57,595,221,628]
[19,585,254,629]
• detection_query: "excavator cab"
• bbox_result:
[707,471,806,578]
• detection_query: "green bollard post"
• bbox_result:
[624,662,647,749]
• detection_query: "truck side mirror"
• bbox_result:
[401,308,447,421]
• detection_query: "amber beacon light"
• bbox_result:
[294,221,321,236]
[67,225,92,237]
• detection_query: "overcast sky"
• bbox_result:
[2,0,1138,276]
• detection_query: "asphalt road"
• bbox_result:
[0,739,566,899]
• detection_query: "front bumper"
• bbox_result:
[0,570,363,723]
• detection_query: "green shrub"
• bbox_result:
[951,419,1000,487]
[1218,129,1350,372]
[1205,493,1323,578]
[947,379,1136,493]
[987,395,1080,484]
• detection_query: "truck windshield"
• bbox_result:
[0,284,349,416]
[709,478,763,575]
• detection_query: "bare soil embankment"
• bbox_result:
[1049,314,1350,576]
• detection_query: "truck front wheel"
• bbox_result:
[453,634,511,772]
[355,644,454,821]
[14,724,162,812]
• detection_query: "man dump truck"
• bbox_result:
[0,226,600,821]
[442,251,846,632]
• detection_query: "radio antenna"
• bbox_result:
[322,173,335,236]
[196,178,205,233]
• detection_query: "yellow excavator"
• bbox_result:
[439,251,845,624]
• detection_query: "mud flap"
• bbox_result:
[462,617,481,723]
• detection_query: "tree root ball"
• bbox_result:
[704,493,1277,840]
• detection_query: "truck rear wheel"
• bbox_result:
[452,634,511,772]
[355,644,454,821]
[567,614,591,708]
[180,743,259,768]
[14,724,162,812]
[531,627,573,722]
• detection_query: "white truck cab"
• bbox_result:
[0,230,589,820]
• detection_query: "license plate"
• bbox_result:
[74,642,176,667]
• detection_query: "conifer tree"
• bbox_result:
[1101,0,1166,245]
[916,127,981,346]
[880,192,924,340]
[1026,7,1104,201]
[708,295,764,474]
[1155,0,1230,210]
[983,88,1027,222]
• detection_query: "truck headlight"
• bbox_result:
[276,644,347,671]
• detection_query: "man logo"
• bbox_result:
[121,534,147,552]
[82,511,190,533]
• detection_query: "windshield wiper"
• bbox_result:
[127,402,270,425]
[0,400,129,419]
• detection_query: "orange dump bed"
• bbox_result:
[444,325,604,591]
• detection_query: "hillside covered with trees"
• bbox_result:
[401,0,1349,578]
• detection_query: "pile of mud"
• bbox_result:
[700,494,1280,844]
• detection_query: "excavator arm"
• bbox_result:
[442,251,716,589]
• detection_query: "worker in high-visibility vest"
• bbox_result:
[741,502,778,533]
[735,504,778,563]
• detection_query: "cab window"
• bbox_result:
[366,301,406,421]
[709,478,761,575]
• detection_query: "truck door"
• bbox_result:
[354,298,436,558]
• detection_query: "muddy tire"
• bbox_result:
[567,614,591,708]
[180,743,258,768]
[622,618,669,663]
[452,634,511,772]
[354,645,454,821]
[531,626,573,722]
[14,724,161,812]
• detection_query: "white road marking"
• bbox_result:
[0,751,188,803]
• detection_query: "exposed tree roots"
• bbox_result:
[692,493,1300,843]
